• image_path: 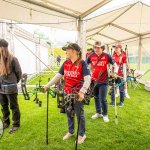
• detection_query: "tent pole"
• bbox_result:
[77,18,86,60]
[137,36,142,70]
[35,38,41,74]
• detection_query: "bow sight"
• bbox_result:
[21,74,56,107]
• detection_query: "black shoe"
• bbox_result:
[110,102,115,106]
[9,126,19,134]
[3,123,10,129]
[118,102,124,107]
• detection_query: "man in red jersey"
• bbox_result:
[44,43,91,144]
[110,44,127,107]
[87,41,118,122]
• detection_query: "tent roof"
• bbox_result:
[23,0,112,18]
[86,2,150,46]
[1,0,150,46]
[0,0,111,30]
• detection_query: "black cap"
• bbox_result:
[87,48,93,51]
[0,39,8,47]
[62,43,81,52]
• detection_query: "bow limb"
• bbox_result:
[21,73,30,100]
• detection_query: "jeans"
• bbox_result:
[66,100,85,136]
[111,84,125,103]
[0,93,20,127]
[93,83,108,116]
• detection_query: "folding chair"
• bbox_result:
[134,69,150,89]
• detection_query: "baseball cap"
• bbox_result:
[94,41,105,48]
[0,39,8,47]
[113,43,122,49]
[62,43,81,52]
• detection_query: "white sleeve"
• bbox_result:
[80,75,91,94]
[113,63,119,74]
[45,73,63,88]
[123,64,127,81]
[88,64,93,74]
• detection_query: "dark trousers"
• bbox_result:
[66,101,85,136]
[93,83,108,116]
[0,93,20,127]
[111,85,125,103]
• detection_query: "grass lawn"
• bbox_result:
[0,80,150,150]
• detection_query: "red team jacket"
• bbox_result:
[112,52,127,76]
[87,52,115,83]
[59,60,90,94]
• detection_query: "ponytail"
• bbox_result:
[76,50,82,66]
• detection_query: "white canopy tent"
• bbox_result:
[0,0,112,30]
[86,2,150,45]
[85,1,150,73]
[0,0,112,58]
[0,0,150,79]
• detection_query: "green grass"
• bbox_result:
[0,79,150,150]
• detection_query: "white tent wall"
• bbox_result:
[140,38,150,82]
[39,45,49,71]
[0,22,49,75]
[13,37,49,75]
[13,37,37,74]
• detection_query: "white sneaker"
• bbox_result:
[115,94,120,97]
[63,132,74,140]
[75,135,86,144]
[103,115,109,123]
[91,113,103,119]
[125,93,130,99]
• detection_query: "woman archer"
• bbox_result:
[44,43,91,144]
[0,39,22,134]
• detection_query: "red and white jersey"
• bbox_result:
[59,60,90,94]
[87,52,115,83]
[112,52,127,75]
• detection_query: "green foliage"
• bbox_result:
[53,48,66,58]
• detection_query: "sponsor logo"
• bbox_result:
[64,71,80,78]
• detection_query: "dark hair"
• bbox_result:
[87,48,94,52]
[101,45,105,51]
[77,50,82,62]
[0,39,8,47]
